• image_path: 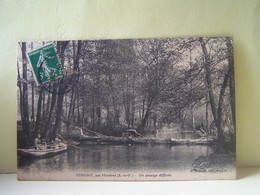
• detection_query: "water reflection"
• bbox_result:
[19,145,213,173]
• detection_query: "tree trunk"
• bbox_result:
[200,39,218,126]
[107,70,118,128]
[138,97,153,131]
[67,89,75,122]
[17,62,23,120]
[82,103,86,128]
[106,106,111,127]
[114,108,120,126]
[53,41,70,136]
[205,93,209,133]
[130,94,135,127]
[76,86,81,125]
[54,92,64,136]
[21,42,31,143]
[217,63,231,152]
[226,38,236,131]
[30,42,35,130]
[17,61,26,142]
[35,88,43,135]
[200,38,223,152]
[124,72,131,128]
[189,49,196,133]
[91,96,95,129]
[191,104,196,132]
[31,73,35,129]
[45,90,50,119]
[42,91,46,135]
[200,38,232,153]
[44,87,57,139]
[141,97,145,119]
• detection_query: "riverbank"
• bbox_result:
[78,136,215,146]
[191,153,236,172]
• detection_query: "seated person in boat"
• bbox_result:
[42,138,47,148]
[55,134,61,142]
[34,134,46,150]
[54,134,62,148]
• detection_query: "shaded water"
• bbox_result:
[156,131,199,139]
[19,144,213,173]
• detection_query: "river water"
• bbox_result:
[19,144,213,174]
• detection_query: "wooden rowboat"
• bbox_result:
[18,143,67,158]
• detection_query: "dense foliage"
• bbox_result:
[17,37,235,152]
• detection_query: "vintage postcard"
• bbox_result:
[17,37,236,180]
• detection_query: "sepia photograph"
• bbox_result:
[17,37,236,180]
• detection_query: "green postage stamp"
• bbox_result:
[28,43,63,85]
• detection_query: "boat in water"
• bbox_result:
[18,143,67,158]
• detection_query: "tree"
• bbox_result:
[199,37,233,152]
[21,42,31,143]
[53,41,75,136]
[17,38,235,150]
[134,39,179,131]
